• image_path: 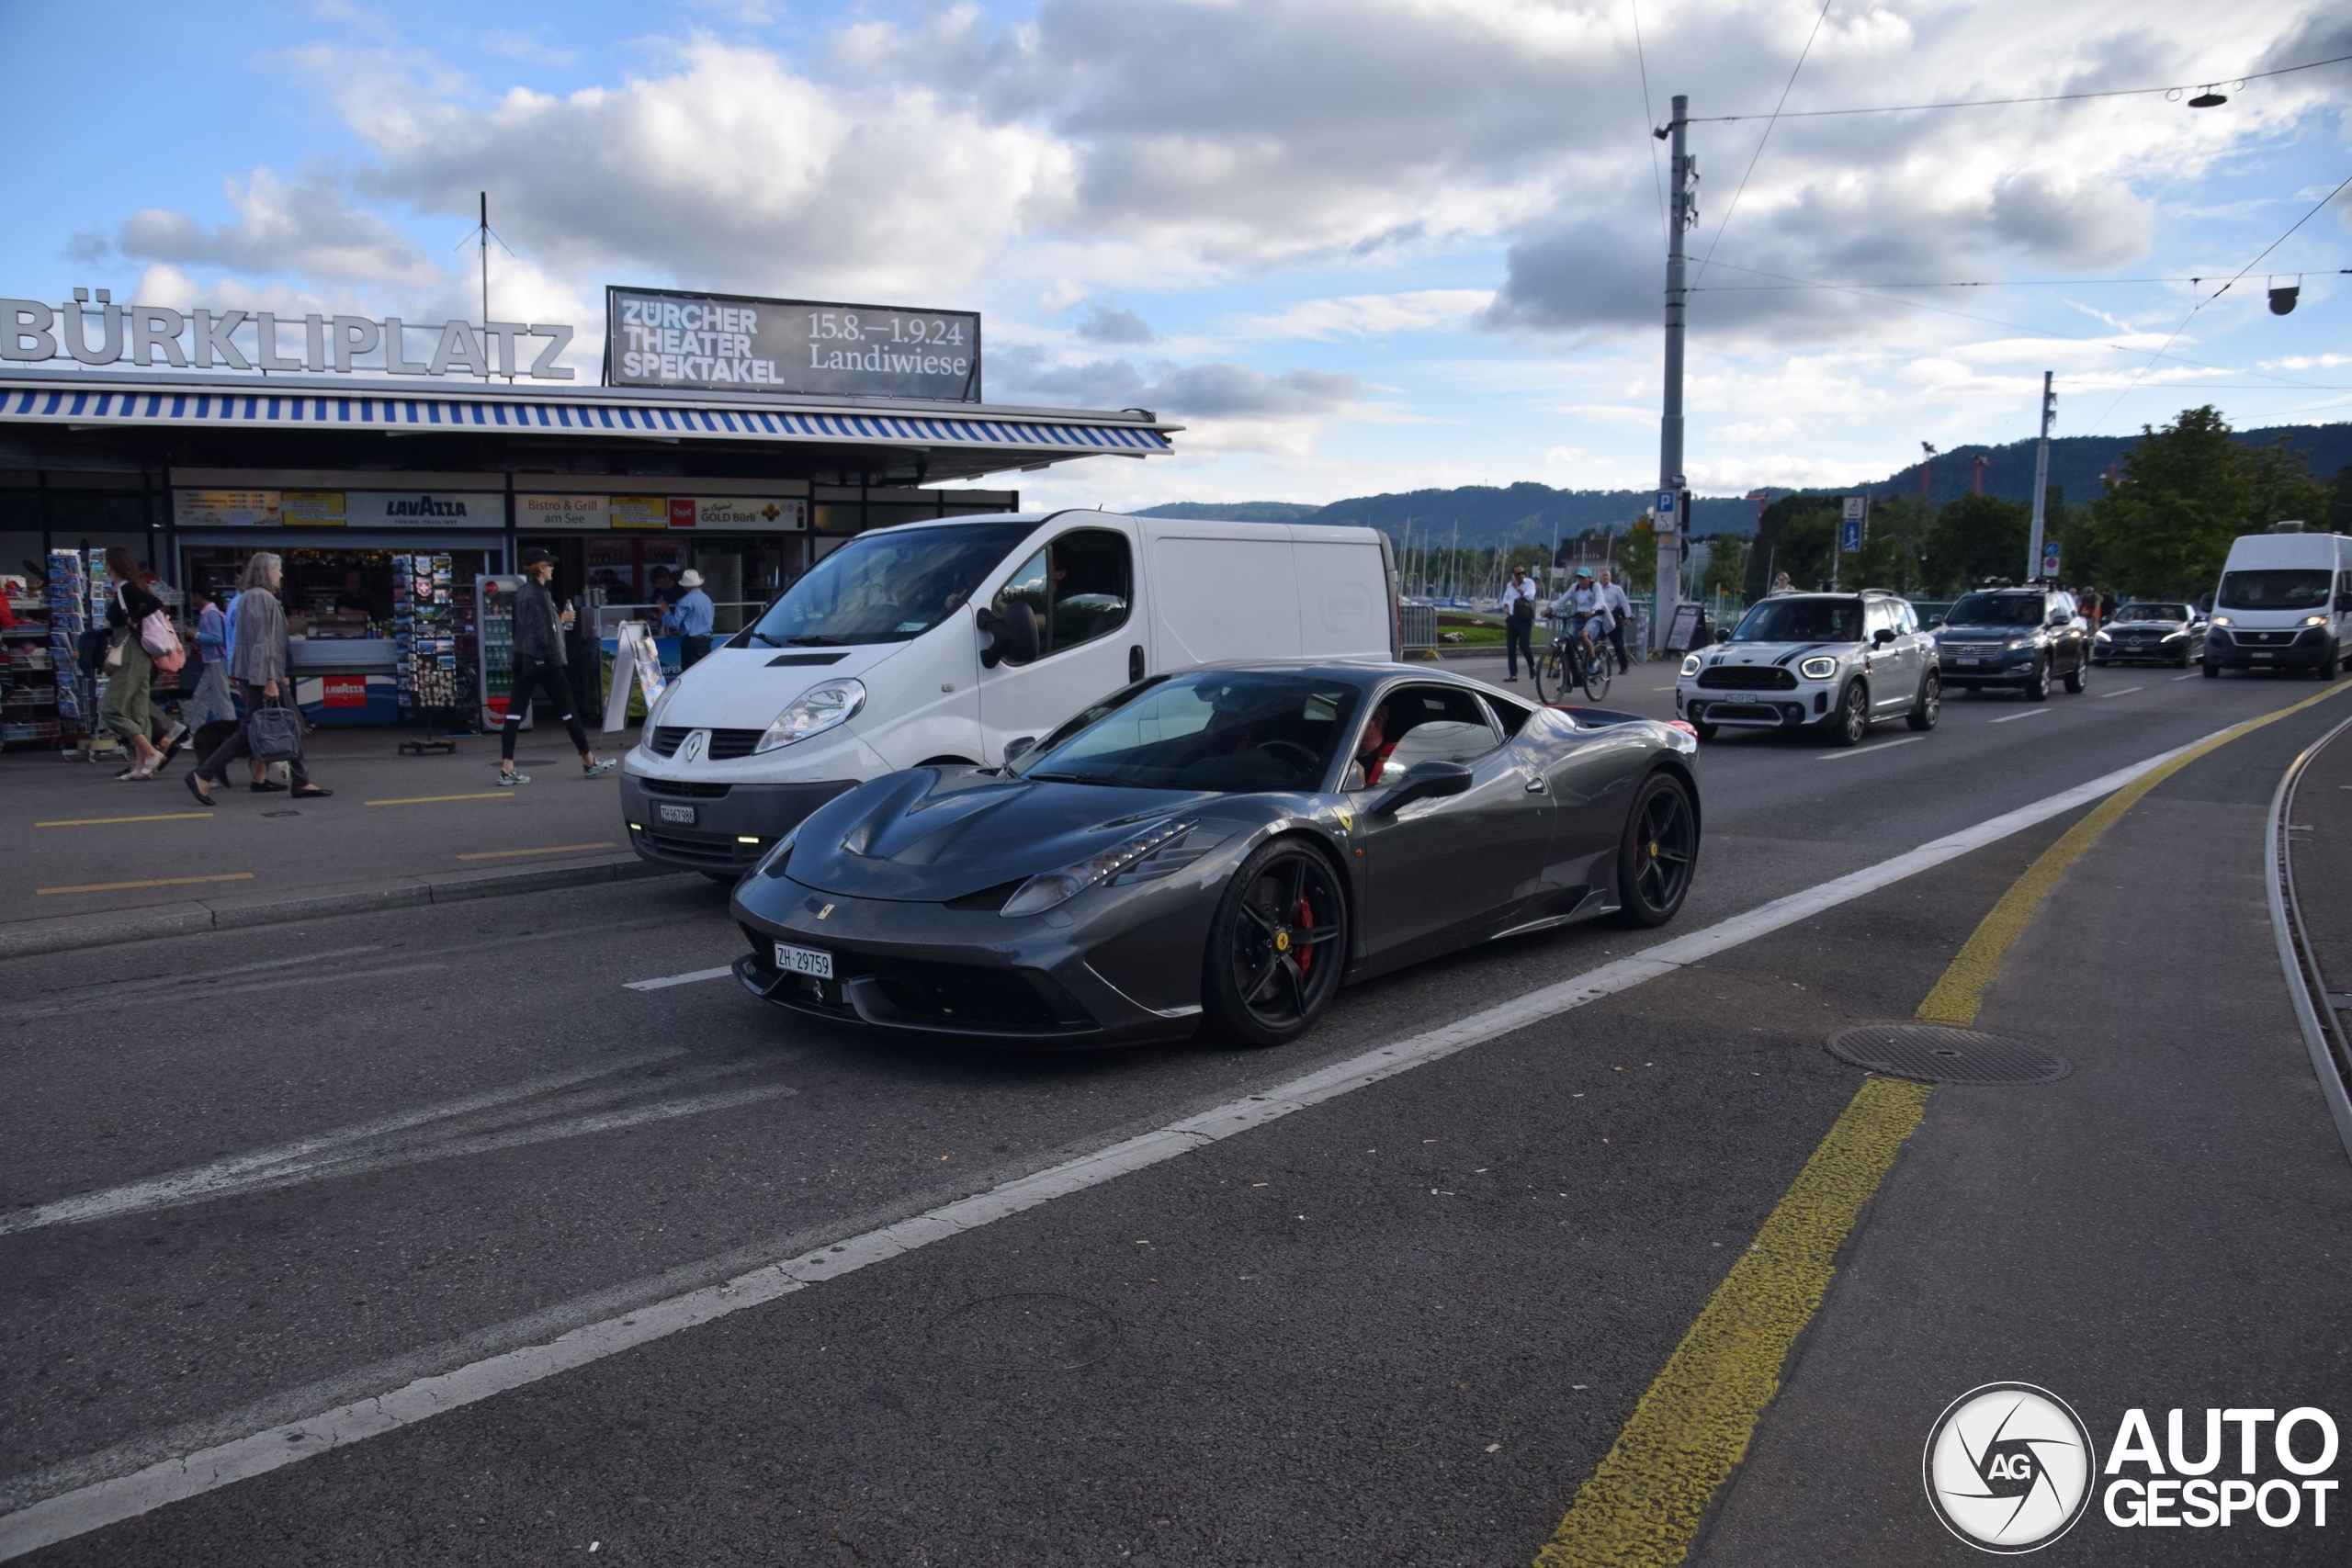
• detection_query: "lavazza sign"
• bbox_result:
[2,288,578,379]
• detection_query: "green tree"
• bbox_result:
[2330,466,2352,534]
[1923,493,2031,592]
[2244,435,2332,532]
[2076,406,2254,597]
[1618,520,1657,594]
[1701,532,1750,601]
[1849,495,1932,592]
[1776,506,1838,589]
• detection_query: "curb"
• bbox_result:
[0,856,687,959]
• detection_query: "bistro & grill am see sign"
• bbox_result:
[2,288,576,379]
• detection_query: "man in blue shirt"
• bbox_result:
[663,569,716,667]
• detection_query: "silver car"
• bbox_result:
[1676,590,1940,746]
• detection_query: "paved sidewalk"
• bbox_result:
[0,725,661,953]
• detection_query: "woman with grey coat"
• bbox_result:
[186,552,332,804]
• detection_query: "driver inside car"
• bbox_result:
[1351,700,1398,786]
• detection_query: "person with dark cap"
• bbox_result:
[498,548,616,786]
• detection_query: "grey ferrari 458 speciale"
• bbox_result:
[731,662,1701,1048]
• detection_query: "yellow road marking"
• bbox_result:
[1533,1077,1930,1568]
[454,842,617,862]
[363,792,514,807]
[38,873,254,897]
[35,812,213,828]
[1536,680,2352,1567]
[1917,679,2352,1024]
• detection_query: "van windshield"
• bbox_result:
[2218,569,2332,612]
[741,523,1035,648]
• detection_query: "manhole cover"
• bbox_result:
[926,1292,1119,1370]
[1826,1024,2071,1086]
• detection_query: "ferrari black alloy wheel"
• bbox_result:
[1615,771,1697,928]
[1203,840,1349,1047]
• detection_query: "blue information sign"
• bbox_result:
[1840,519,1864,553]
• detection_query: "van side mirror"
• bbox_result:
[1368,760,1474,817]
[976,601,1040,668]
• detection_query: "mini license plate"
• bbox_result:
[775,942,834,979]
[656,802,696,825]
[1728,692,1758,704]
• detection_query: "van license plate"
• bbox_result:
[657,803,696,825]
[775,942,833,979]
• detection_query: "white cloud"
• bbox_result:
[1228,289,1496,342]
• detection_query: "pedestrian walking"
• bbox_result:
[1499,563,1541,682]
[186,551,333,805]
[98,547,168,780]
[1596,567,1634,672]
[497,548,616,786]
[665,569,716,668]
[183,584,237,730]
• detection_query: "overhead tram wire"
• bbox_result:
[2086,169,2352,431]
[1692,268,2348,291]
[1687,50,2352,123]
[1690,0,1837,287]
[1632,0,1668,242]
[1684,257,2349,393]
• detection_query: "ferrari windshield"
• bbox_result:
[1017,671,1363,793]
[1944,593,2045,627]
[742,522,1035,648]
[1732,598,1862,643]
[2112,603,2191,623]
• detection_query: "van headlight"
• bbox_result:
[2210,615,2233,627]
[1001,818,1195,918]
[1679,653,1702,677]
[755,679,865,753]
[1797,655,1838,680]
[2302,614,2328,627]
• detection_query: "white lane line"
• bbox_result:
[624,965,736,991]
[1989,707,2054,724]
[1815,736,1927,761]
[0,1048,689,1237]
[2101,686,2145,698]
[0,724,2255,1562]
[2174,672,2202,681]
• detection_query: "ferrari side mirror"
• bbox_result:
[1369,760,1474,816]
[1002,736,1036,763]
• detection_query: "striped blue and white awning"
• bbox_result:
[0,379,1176,457]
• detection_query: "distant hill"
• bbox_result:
[1136,422,2352,543]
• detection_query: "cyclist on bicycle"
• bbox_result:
[1554,568,1611,671]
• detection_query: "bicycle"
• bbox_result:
[1532,617,1614,704]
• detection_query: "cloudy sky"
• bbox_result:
[7,0,2348,509]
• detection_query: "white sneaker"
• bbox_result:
[497,771,531,786]
[582,760,616,779]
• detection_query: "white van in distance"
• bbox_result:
[2204,524,2351,679]
[620,510,1399,874]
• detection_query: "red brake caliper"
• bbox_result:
[1295,893,1314,976]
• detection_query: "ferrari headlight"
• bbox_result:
[755,679,865,754]
[1001,818,1196,918]
[1679,653,1702,677]
[2301,614,2328,627]
[1797,656,1838,681]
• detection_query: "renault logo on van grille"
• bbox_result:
[680,730,706,762]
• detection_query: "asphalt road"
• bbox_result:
[4,660,2349,1564]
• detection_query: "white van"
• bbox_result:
[2204,525,2351,679]
[619,509,1399,874]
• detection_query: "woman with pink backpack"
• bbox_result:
[98,545,183,781]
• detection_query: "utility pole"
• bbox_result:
[2027,372,2055,582]
[1655,94,1694,654]
[1919,442,1938,501]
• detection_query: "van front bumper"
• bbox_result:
[620,771,858,874]
[2205,627,2330,671]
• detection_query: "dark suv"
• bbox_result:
[1932,586,2090,700]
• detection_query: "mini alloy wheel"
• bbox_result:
[1825,681,1868,747]
[1615,771,1697,927]
[1204,842,1348,1047]
[1906,671,1940,732]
